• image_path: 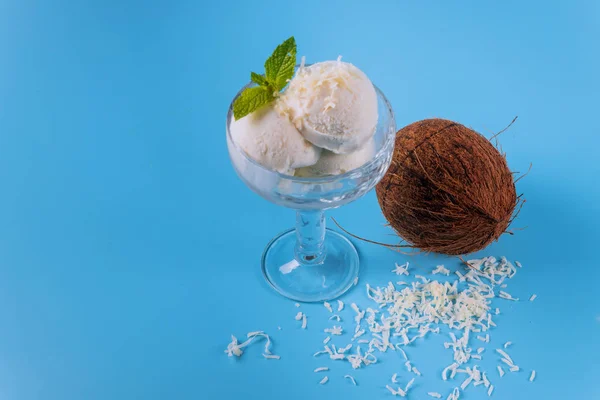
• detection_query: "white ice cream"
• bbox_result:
[295,138,376,177]
[229,102,321,175]
[278,60,378,154]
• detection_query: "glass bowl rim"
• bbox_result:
[226,74,396,184]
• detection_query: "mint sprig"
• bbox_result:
[233,36,297,120]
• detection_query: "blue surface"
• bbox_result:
[1,0,599,399]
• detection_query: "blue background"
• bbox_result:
[1,0,599,399]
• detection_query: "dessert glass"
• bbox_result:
[226,74,395,302]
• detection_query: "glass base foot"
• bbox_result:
[261,228,359,302]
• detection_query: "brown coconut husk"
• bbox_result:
[374,118,524,255]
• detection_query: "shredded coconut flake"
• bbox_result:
[225,331,279,359]
[497,365,505,377]
[529,294,537,302]
[337,300,344,312]
[496,349,514,364]
[263,354,280,359]
[323,336,331,344]
[344,375,357,385]
[503,341,512,349]
[529,370,536,382]
[392,262,410,276]
[314,367,328,372]
[324,326,343,335]
[447,387,460,400]
[499,291,519,301]
[386,385,397,395]
[433,265,451,276]
[319,376,328,385]
[428,393,442,398]
[324,302,333,313]
[302,314,307,329]
[488,384,494,396]
[295,312,303,321]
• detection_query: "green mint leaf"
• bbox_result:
[264,36,296,90]
[233,86,274,120]
[250,72,268,87]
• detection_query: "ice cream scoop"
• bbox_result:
[278,60,378,154]
[295,138,376,177]
[230,102,321,175]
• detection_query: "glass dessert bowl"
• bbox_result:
[226,79,396,302]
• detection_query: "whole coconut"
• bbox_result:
[375,118,519,255]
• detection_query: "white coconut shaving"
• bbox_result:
[324,302,333,313]
[405,377,415,392]
[392,262,410,276]
[263,354,280,359]
[225,331,279,359]
[428,392,442,398]
[319,376,329,384]
[499,291,519,301]
[314,367,328,372]
[338,343,353,353]
[324,326,343,335]
[302,314,307,329]
[497,365,505,377]
[337,300,344,312]
[447,387,460,400]
[529,370,536,382]
[496,349,514,364]
[386,385,407,397]
[344,375,357,385]
[433,265,451,276]
[294,312,303,321]
[529,294,537,302]
[442,363,458,381]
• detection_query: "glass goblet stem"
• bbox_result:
[294,210,326,265]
